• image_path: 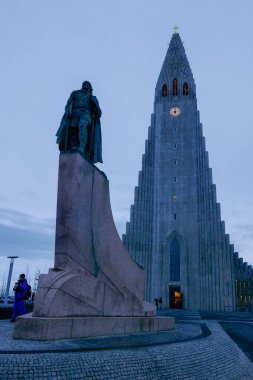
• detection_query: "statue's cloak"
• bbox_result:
[56,103,72,146]
[87,117,103,164]
[56,102,102,164]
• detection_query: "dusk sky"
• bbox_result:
[0,0,253,291]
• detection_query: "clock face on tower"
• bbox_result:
[169,106,181,117]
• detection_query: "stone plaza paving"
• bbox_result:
[0,314,253,380]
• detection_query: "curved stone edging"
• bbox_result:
[0,323,209,355]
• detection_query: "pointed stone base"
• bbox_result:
[13,313,174,340]
[14,154,174,340]
[30,153,149,320]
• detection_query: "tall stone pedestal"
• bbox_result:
[14,153,174,340]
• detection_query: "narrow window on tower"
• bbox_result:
[173,177,177,183]
[170,238,180,281]
[172,78,178,96]
[173,127,177,133]
[173,143,177,149]
[183,82,189,95]
[162,84,167,97]
[173,159,178,166]
[173,213,177,220]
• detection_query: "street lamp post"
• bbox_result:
[4,256,19,305]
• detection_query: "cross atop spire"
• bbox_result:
[173,25,179,34]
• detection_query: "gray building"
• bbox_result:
[122,31,249,311]
[234,253,253,311]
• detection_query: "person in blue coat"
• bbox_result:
[10,274,27,322]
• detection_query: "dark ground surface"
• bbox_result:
[0,303,33,320]
[200,312,253,363]
[159,309,253,362]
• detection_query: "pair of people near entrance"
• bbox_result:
[10,274,28,322]
[155,297,163,309]
[56,81,103,164]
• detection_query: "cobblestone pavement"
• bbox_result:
[219,322,253,362]
[198,311,253,362]
[0,319,253,379]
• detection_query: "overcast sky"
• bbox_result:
[0,0,253,292]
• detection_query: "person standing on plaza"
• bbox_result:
[10,274,28,322]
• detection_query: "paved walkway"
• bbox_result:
[0,317,253,379]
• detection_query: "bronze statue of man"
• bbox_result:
[56,81,102,163]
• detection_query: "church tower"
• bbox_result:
[122,31,236,311]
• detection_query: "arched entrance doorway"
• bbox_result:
[163,231,187,309]
[169,286,182,309]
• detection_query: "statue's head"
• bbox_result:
[82,81,93,94]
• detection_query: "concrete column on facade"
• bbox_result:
[248,266,253,311]
[147,121,155,302]
[143,141,149,300]
[143,171,148,271]
[147,135,153,300]
[224,234,229,310]
[229,244,236,311]
[221,222,228,311]
[129,205,134,255]
[208,170,216,311]
[234,252,239,309]
[218,221,225,310]
[133,186,139,262]
[204,156,209,310]
[126,221,130,235]
[141,154,147,280]
[124,222,130,244]
[196,124,204,310]
[210,183,216,311]
[201,139,208,310]
[215,203,222,311]
[239,258,244,308]
[144,151,150,272]
[227,237,234,310]
[243,262,248,308]
[225,234,232,310]
[212,185,221,311]
[142,155,148,272]
[246,264,251,309]
[128,204,134,258]
[131,203,136,254]
[137,170,143,266]
[200,134,207,310]
[205,164,212,310]
[151,105,162,302]
[138,177,144,267]
[198,140,205,309]
[145,126,152,301]
[204,152,212,310]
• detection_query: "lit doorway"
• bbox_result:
[169,286,182,309]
